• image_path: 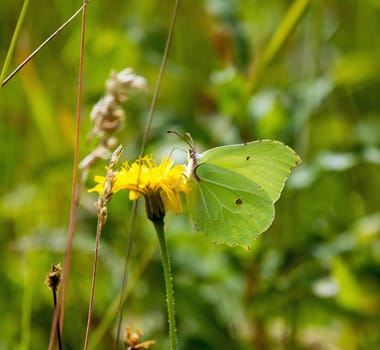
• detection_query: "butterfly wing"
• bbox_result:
[198,140,301,202]
[187,163,274,249]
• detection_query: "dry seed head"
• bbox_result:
[89,95,125,138]
[106,68,147,102]
[83,68,146,173]
[45,263,62,291]
[96,145,123,226]
[109,144,124,168]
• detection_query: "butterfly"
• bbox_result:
[170,132,301,249]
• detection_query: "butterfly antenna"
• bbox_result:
[183,132,196,151]
[167,130,196,151]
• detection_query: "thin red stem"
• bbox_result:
[48,1,88,349]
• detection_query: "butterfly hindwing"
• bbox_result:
[187,163,274,249]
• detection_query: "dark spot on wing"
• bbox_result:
[246,156,250,160]
[235,198,243,205]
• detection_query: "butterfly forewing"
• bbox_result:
[187,163,274,248]
[198,140,301,202]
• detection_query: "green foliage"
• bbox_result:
[1,0,380,349]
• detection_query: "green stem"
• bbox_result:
[0,0,30,87]
[153,220,177,350]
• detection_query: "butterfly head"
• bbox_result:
[186,148,201,180]
[167,130,200,180]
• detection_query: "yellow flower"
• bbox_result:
[89,155,188,216]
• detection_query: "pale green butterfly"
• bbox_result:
[170,131,301,249]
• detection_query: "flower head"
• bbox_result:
[89,156,188,219]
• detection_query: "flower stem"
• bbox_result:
[153,220,177,350]
[83,218,103,350]
[52,288,62,350]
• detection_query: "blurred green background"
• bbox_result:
[1,0,380,349]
